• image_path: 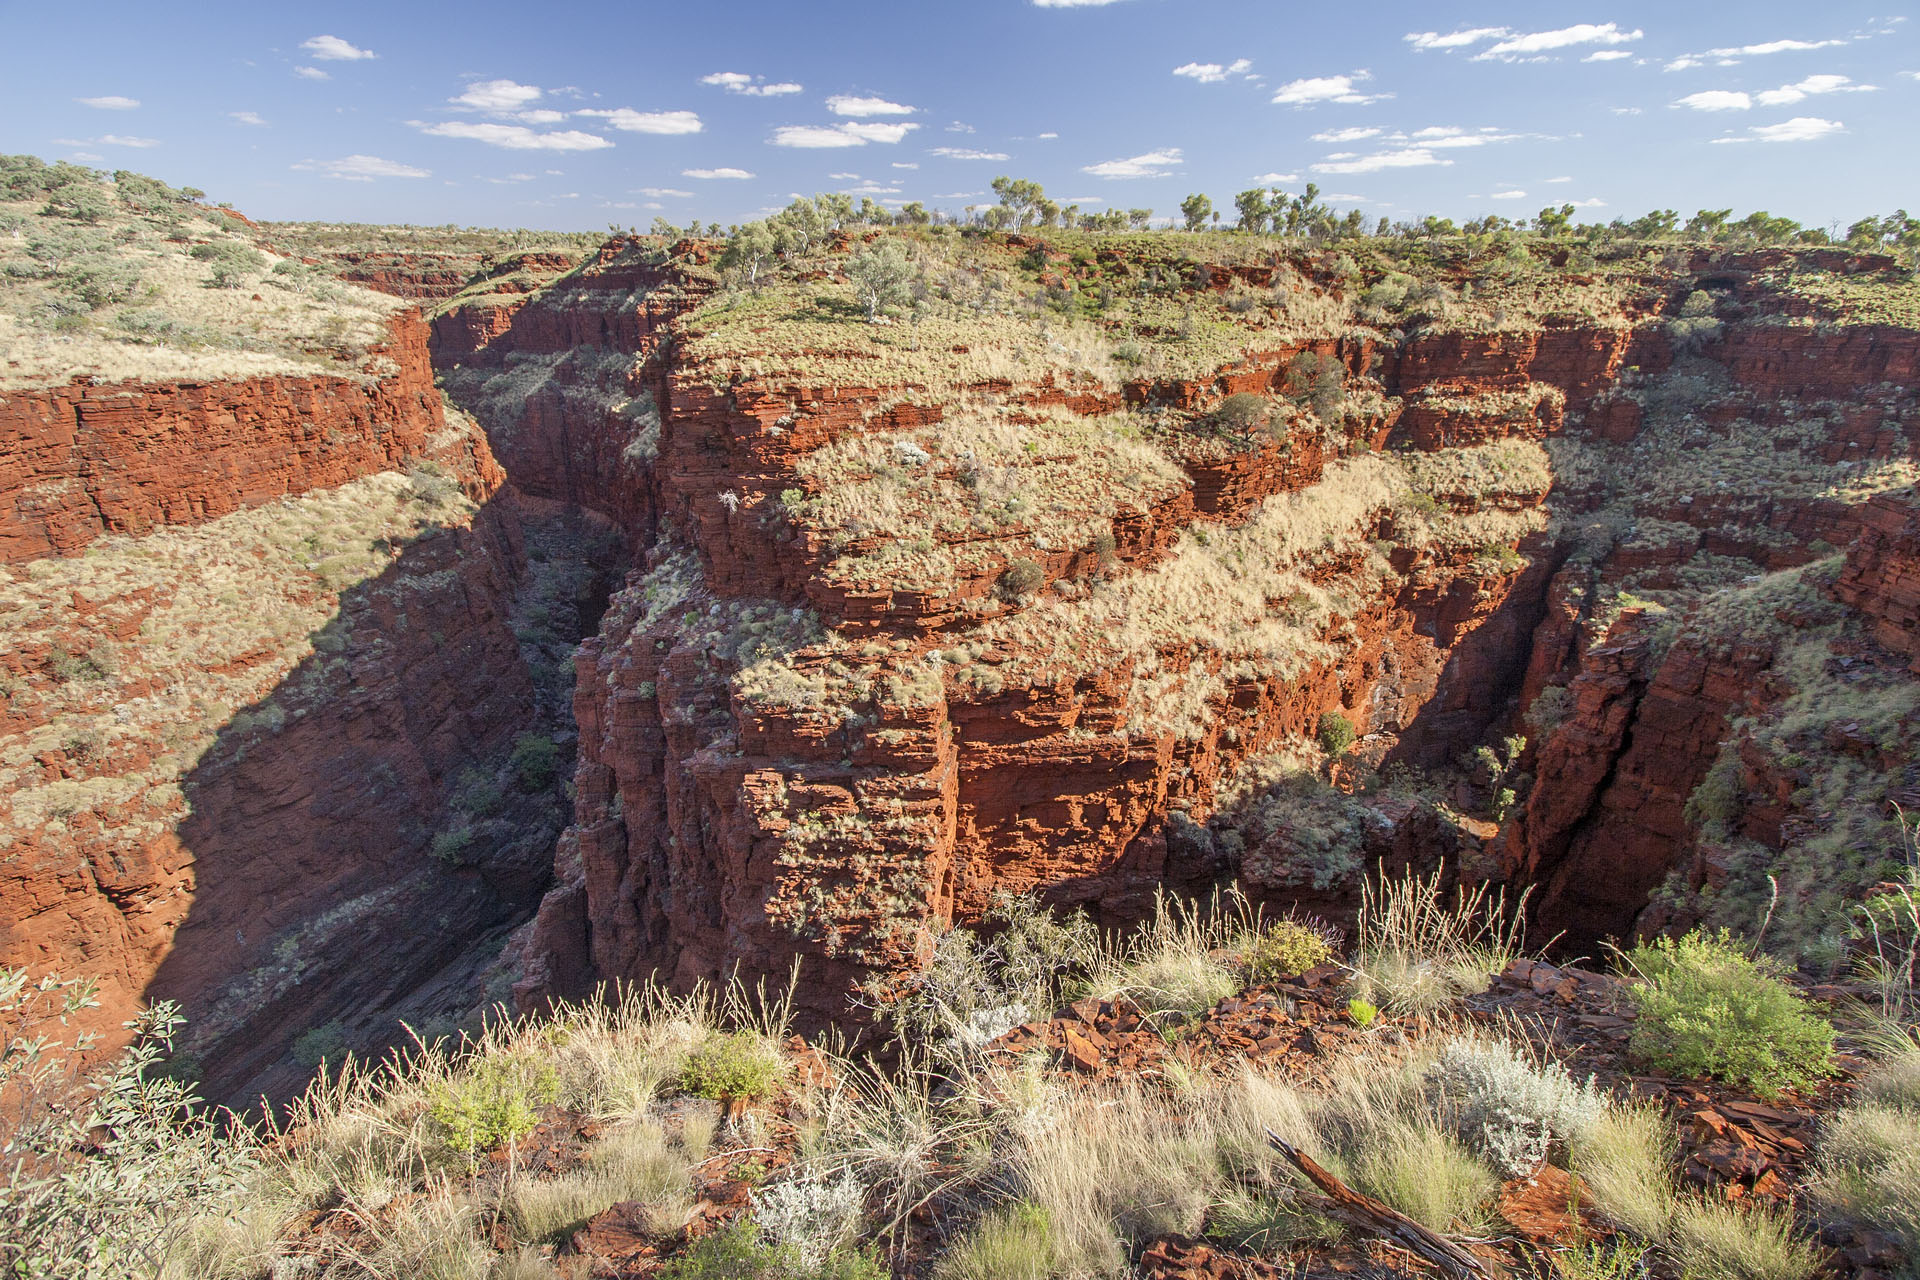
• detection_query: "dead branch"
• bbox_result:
[1264,1128,1497,1279]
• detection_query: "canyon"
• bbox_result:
[3,216,1917,1097]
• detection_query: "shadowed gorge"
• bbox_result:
[5,152,1920,1280]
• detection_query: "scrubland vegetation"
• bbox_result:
[10,862,1915,1280]
[0,155,401,388]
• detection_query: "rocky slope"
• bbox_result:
[429,229,1918,1027]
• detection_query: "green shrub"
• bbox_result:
[1243,919,1335,980]
[428,1054,560,1164]
[430,827,475,865]
[189,239,267,287]
[1624,930,1834,1098]
[1213,392,1269,442]
[511,732,561,792]
[679,1032,787,1104]
[1347,997,1378,1026]
[290,1019,348,1068]
[1316,710,1356,758]
[999,558,1045,600]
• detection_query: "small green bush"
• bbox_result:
[1624,930,1835,1098]
[428,1054,560,1164]
[1316,710,1356,758]
[511,732,561,792]
[679,1032,788,1104]
[1243,919,1335,980]
[290,1020,348,1069]
[430,827,475,865]
[999,558,1046,600]
[1347,997,1378,1026]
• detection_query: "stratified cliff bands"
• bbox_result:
[421,232,1920,1026]
[7,196,1917,1093]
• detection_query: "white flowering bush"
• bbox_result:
[1423,1034,1605,1178]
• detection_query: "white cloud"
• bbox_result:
[230,111,267,126]
[296,154,429,181]
[1271,73,1387,105]
[1612,106,1643,115]
[576,108,703,134]
[1666,38,1848,71]
[638,186,694,197]
[294,66,331,81]
[892,161,919,169]
[929,146,1011,160]
[55,134,160,148]
[932,191,984,199]
[300,35,375,61]
[1405,26,1511,51]
[76,95,139,110]
[826,94,917,116]
[418,121,614,150]
[1311,148,1449,174]
[843,184,901,195]
[517,109,567,124]
[771,122,918,147]
[482,173,535,184]
[1474,23,1642,62]
[1081,147,1183,178]
[683,167,755,179]
[1544,175,1573,183]
[1253,171,1300,182]
[1569,197,1607,207]
[1408,125,1525,148]
[1173,58,1253,83]
[829,171,861,180]
[1903,70,1920,81]
[1489,189,1528,199]
[65,151,105,162]
[1311,126,1381,143]
[1584,50,1634,62]
[701,72,803,96]
[1037,131,1059,139]
[1674,90,1753,111]
[946,121,975,133]
[1755,73,1875,105]
[1711,115,1846,143]
[452,79,544,112]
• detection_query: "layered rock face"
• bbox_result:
[0,312,447,563]
[438,239,1919,1024]
[0,309,576,1103]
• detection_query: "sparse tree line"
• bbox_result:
[694,172,1919,280]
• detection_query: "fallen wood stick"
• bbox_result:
[1264,1128,1496,1279]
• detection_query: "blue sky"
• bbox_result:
[2,1,1913,231]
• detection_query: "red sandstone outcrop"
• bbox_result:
[1833,489,1920,669]
[0,311,447,563]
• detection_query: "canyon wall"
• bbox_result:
[0,312,449,563]
[441,247,1920,1020]
[0,310,574,1103]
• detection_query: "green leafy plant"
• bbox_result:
[510,732,561,792]
[427,1053,560,1164]
[1316,710,1356,758]
[1623,930,1834,1098]
[1243,919,1335,980]
[679,1031,788,1105]
[1347,997,1378,1026]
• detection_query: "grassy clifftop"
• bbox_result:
[0,155,404,390]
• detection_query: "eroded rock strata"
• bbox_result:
[424,238,1919,1026]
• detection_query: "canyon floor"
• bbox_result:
[3,156,1920,1278]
